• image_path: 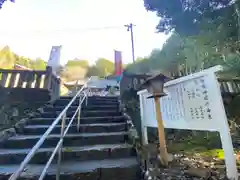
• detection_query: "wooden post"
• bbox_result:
[154,96,168,166]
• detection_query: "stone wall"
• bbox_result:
[0,88,49,131]
[0,88,52,144]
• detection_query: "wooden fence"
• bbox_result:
[171,71,240,95]
[218,78,240,95]
[120,71,240,97]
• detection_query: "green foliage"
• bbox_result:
[85,66,101,77]
[124,0,240,154]
[0,46,47,70]
[143,0,234,36]
[61,59,89,81]
[139,0,240,77]
[126,34,188,75]
[167,131,221,152]
[126,57,152,73]
[95,58,114,77]
[65,59,89,69]
[0,46,115,81]
[61,66,87,81]
[62,58,114,80]
[85,58,114,78]
[0,46,16,69]
[32,58,47,70]
[126,30,240,77]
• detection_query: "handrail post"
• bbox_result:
[56,113,66,180]
[85,88,89,106]
[77,95,82,132]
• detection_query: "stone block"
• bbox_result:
[14,118,28,133]
[184,167,211,178]
[0,128,16,143]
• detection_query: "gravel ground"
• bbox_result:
[139,145,234,180]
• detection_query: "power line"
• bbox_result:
[38,26,123,32]
[0,26,125,35]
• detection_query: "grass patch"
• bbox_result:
[167,131,221,153]
[167,131,240,167]
[200,149,225,160]
[168,142,240,167]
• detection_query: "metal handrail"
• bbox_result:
[9,78,92,180]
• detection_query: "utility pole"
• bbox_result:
[125,23,136,63]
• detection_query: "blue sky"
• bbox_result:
[0,0,168,65]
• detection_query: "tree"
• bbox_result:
[61,66,87,81]
[86,66,101,77]
[65,59,89,69]
[126,34,187,75]
[32,58,46,70]
[0,46,16,69]
[143,0,240,77]
[0,0,14,9]
[15,56,32,68]
[143,0,234,36]
[95,58,114,77]
[61,59,90,81]
[0,46,48,70]
[124,1,240,82]
[126,57,152,73]
[125,32,224,76]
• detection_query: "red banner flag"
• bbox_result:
[114,50,123,76]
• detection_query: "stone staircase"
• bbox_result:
[0,96,140,180]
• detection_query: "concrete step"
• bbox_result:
[0,158,139,180]
[60,96,119,101]
[21,123,127,135]
[37,110,122,118]
[45,105,118,112]
[27,116,125,125]
[0,95,139,179]
[0,144,135,164]
[0,132,128,149]
[58,98,119,104]
[54,99,119,107]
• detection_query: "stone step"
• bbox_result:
[0,158,139,180]
[0,96,138,180]
[21,123,127,135]
[45,105,118,112]
[27,116,125,125]
[0,144,135,164]
[37,110,122,118]
[60,95,119,100]
[54,99,119,107]
[0,132,128,149]
[60,96,119,101]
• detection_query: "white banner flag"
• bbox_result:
[47,45,62,76]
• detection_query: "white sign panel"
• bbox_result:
[47,46,62,76]
[138,66,238,180]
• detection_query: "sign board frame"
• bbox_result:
[138,65,238,180]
